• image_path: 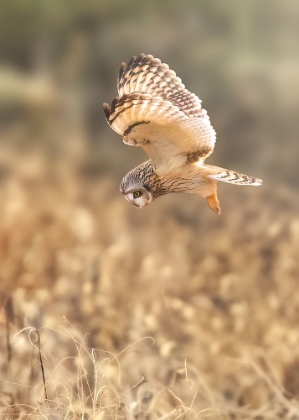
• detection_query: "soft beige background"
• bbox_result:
[0,1,299,419]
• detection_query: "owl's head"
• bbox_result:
[120,160,159,208]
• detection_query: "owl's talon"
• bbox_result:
[207,194,221,215]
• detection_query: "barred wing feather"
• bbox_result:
[103,92,215,175]
[103,54,216,175]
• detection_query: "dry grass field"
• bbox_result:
[0,150,299,419]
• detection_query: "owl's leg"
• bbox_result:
[206,186,221,215]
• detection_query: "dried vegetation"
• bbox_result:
[0,152,299,419]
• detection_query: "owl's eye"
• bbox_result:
[133,191,142,199]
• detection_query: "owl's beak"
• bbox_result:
[131,202,139,207]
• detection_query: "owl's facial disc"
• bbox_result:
[122,187,153,208]
[120,162,157,208]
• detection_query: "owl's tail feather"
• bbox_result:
[202,165,262,216]
[207,167,262,186]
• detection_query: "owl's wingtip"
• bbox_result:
[103,102,111,120]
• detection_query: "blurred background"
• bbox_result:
[1,1,299,419]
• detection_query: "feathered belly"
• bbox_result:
[159,170,216,198]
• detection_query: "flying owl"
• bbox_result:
[103,54,262,214]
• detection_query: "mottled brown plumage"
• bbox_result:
[104,54,262,213]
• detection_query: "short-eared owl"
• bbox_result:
[103,54,262,214]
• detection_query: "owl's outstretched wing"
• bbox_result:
[103,54,216,175]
